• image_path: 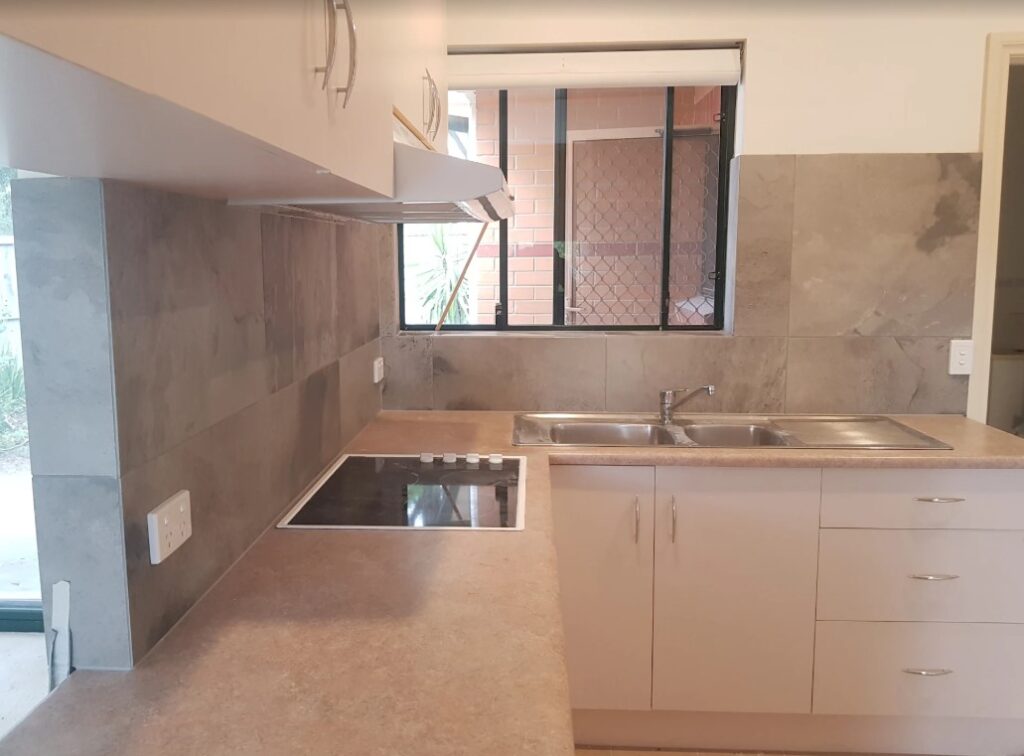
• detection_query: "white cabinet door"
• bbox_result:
[652,467,821,713]
[550,465,655,711]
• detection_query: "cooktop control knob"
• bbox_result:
[442,452,458,464]
[419,453,434,463]
[488,453,503,466]
[465,453,481,465]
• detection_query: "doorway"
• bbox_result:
[988,64,1024,436]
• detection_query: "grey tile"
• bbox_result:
[336,221,382,356]
[261,214,338,390]
[376,225,400,337]
[786,337,969,414]
[732,155,795,337]
[33,475,131,670]
[432,335,607,411]
[11,179,119,477]
[381,334,433,410]
[121,361,343,661]
[339,338,382,447]
[104,183,272,473]
[605,335,788,413]
[790,154,980,338]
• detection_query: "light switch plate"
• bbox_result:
[949,339,974,375]
[373,356,385,384]
[147,490,192,564]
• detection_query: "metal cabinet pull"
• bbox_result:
[633,496,640,544]
[423,69,436,137]
[909,573,960,581]
[670,495,677,544]
[903,668,954,677]
[430,78,442,139]
[315,0,339,90]
[914,496,966,504]
[333,0,358,107]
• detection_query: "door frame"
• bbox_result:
[968,33,1024,421]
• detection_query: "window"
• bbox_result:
[399,84,736,331]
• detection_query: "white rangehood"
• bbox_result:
[286,142,513,224]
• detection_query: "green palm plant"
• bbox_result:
[414,225,471,325]
[0,345,27,451]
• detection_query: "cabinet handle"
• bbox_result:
[315,0,339,90]
[902,668,954,677]
[670,495,677,544]
[430,77,442,139]
[424,69,436,136]
[914,496,965,504]
[908,573,960,581]
[633,496,640,544]
[333,0,358,108]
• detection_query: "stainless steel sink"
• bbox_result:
[512,413,951,449]
[549,422,678,446]
[679,423,790,447]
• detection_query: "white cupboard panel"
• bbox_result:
[821,469,1024,530]
[814,621,1024,718]
[550,465,655,711]
[652,467,821,713]
[819,529,1024,622]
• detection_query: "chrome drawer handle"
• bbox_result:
[903,668,954,677]
[909,573,960,581]
[670,495,677,544]
[334,0,358,108]
[633,496,640,544]
[914,496,966,504]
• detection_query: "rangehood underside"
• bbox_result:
[277,143,514,224]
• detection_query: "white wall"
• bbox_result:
[446,0,1024,155]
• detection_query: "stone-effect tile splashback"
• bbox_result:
[14,179,387,668]
[382,153,978,415]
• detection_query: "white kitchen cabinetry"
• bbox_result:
[550,465,655,711]
[550,465,820,714]
[653,468,821,713]
[0,0,406,196]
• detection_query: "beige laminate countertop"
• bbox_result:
[4,412,1024,756]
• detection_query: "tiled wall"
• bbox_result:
[382,153,980,415]
[14,180,387,668]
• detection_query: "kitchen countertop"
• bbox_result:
[4,412,1024,756]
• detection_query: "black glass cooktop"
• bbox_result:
[281,455,523,530]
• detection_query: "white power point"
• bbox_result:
[949,339,974,376]
[373,356,385,384]
[147,490,192,564]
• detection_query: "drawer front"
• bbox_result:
[821,469,1024,529]
[814,621,1024,718]
[818,529,1024,622]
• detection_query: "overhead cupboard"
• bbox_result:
[0,0,446,199]
[550,465,1024,725]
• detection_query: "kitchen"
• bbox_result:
[1,2,1024,755]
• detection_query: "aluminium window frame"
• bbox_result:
[398,85,737,332]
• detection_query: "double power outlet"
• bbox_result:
[147,490,192,564]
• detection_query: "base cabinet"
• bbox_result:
[551,463,1024,754]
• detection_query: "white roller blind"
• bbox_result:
[447,48,741,90]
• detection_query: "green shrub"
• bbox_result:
[0,346,27,451]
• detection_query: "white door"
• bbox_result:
[550,465,655,710]
[653,467,821,713]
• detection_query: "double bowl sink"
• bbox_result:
[513,413,951,449]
